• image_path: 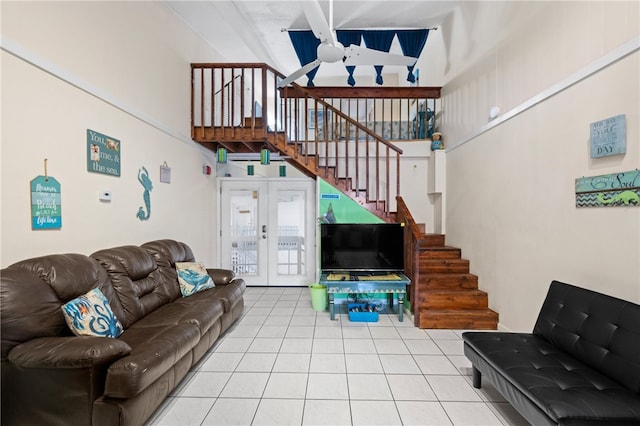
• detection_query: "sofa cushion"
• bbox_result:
[104,322,201,398]
[91,246,178,328]
[176,262,215,297]
[463,331,640,423]
[1,254,121,358]
[533,280,640,394]
[62,288,123,338]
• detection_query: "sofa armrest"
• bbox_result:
[7,336,131,368]
[206,268,236,286]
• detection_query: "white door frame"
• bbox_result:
[218,177,316,286]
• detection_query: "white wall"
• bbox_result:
[439,1,640,331]
[1,1,223,266]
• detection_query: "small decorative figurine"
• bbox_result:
[431,132,444,151]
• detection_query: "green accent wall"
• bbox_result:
[318,178,383,224]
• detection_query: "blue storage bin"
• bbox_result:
[348,303,379,322]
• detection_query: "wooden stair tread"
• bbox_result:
[418,309,499,330]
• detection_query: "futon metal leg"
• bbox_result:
[472,366,482,388]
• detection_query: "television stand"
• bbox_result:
[320,272,410,321]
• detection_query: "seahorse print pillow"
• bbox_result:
[61,288,123,338]
[176,262,215,297]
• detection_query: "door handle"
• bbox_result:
[262,225,267,233]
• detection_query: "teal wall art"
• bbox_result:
[590,114,626,158]
[31,170,62,230]
[136,166,153,220]
[575,170,640,207]
[87,129,121,177]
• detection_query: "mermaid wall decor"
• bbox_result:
[136,166,153,221]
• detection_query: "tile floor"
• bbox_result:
[147,287,529,426]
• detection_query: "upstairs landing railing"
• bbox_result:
[192,63,421,215]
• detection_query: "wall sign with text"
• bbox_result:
[590,114,626,158]
[87,129,121,176]
[575,170,640,207]
[31,175,62,229]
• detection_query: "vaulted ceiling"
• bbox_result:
[164,1,460,84]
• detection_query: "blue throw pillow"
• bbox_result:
[61,288,123,338]
[176,262,215,297]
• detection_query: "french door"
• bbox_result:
[219,178,316,286]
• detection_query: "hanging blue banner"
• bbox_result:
[31,175,62,229]
[87,129,121,176]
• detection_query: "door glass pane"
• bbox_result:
[276,190,306,275]
[229,189,258,275]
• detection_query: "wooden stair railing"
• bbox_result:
[191,63,404,220]
[396,197,498,329]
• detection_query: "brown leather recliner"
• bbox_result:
[1,239,245,426]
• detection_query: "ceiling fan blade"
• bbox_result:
[343,45,417,66]
[302,0,334,44]
[278,59,322,88]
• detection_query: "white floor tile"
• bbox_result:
[441,401,503,425]
[395,401,452,425]
[347,374,393,400]
[148,396,215,426]
[252,398,304,426]
[312,338,344,353]
[427,375,483,402]
[257,325,288,338]
[386,374,437,401]
[213,337,253,353]
[350,400,402,425]
[219,372,269,398]
[175,372,231,397]
[302,399,352,426]
[306,373,349,399]
[273,353,311,372]
[343,339,376,354]
[235,353,277,372]
[198,352,243,372]
[414,355,459,375]
[344,354,383,374]
[201,398,260,425]
[373,338,409,354]
[403,338,443,355]
[281,338,313,353]
[263,372,308,398]
[149,288,526,426]
[286,325,315,338]
[247,337,283,353]
[378,354,421,374]
[310,353,347,373]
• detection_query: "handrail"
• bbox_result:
[191,62,413,216]
[396,196,424,325]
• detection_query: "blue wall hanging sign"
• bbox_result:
[87,129,121,176]
[136,166,153,220]
[575,169,640,207]
[590,114,626,158]
[31,173,62,229]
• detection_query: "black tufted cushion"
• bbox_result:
[533,281,640,393]
[463,281,640,424]
[463,332,640,423]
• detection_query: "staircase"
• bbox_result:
[191,63,498,329]
[416,234,498,329]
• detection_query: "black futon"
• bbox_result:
[463,280,640,425]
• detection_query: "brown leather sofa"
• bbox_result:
[1,239,245,426]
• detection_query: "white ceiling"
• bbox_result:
[164,0,460,84]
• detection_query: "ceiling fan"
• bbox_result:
[278,0,418,88]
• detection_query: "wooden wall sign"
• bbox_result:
[31,175,62,229]
[87,129,121,177]
[576,170,640,207]
[590,114,626,158]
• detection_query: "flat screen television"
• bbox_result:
[320,223,405,272]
